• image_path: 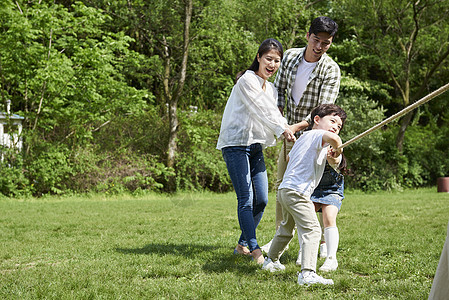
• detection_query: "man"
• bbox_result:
[261,16,341,264]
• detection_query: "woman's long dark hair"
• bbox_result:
[235,38,283,82]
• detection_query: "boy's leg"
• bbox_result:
[274,140,295,229]
[319,212,327,258]
[267,189,296,261]
[296,229,303,265]
[280,189,321,272]
[261,140,294,253]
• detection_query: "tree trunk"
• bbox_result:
[395,111,413,153]
[165,0,192,191]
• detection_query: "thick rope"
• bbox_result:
[283,138,287,162]
[338,82,449,150]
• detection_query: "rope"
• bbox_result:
[283,138,287,162]
[337,82,449,150]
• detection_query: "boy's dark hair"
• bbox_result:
[309,16,338,37]
[310,103,348,173]
[236,38,283,82]
[309,103,347,130]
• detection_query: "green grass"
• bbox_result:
[1,188,448,299]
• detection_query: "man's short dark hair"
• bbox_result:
[309,16,338,37]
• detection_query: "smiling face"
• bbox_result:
[313,114,342,135]
[304,32,333,63]
[255,49,282,80]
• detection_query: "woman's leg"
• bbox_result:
[222,145,262,254]
[247,144,269,263]
[249,144,268,232]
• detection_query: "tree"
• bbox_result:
[0,1,148,195]
[334,0,449,152]
[166,0,192,172]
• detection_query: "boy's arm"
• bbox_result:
[322,131,343,157]
[327,149,342,169]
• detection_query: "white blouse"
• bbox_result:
[216,70,288,150]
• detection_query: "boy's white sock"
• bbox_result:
[324,226,339,259]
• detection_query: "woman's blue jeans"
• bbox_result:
[222,143,268,252]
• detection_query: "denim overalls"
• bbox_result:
[311,162,344,210]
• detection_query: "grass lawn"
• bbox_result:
[1,188,448,299]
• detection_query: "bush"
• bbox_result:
[27,145,73,195]
[0,148,31,197]
[175,110,232,192]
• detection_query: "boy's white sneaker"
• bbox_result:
[319,257,338,272]
[319,243,327,258]
[297,271,334,285]
[262,258,285,272]
[296,249,302,265]
[260,240,272,254]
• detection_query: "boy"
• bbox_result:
[262,104,346,286]
[262,16,341,263]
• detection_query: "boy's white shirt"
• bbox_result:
[279,129,329,197]
[216,70,288,150]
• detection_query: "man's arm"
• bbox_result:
[319,63,341,105]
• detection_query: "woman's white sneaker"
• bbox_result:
[319,257,338,272]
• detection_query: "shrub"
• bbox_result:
[26,145,73,195]
[175,110,232,192]
[0,148,31,197]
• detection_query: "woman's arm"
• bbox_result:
[238,72,291,138]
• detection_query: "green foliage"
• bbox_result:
[27,144,73,195]
[402,119,449,184]
[0,149,30,197]
[337,76,392,190]
[175,110,231,192]
[0,0,448,195]
[60,144,168,195]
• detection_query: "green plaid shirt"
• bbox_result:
[274,47,341,126]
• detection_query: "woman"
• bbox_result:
[217,38,295,264]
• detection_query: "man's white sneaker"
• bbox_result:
[319,243,327,258]
[297,271,334,285]
[262,258,285,272]
[296,249,302,265]
[319,257,338,272]
[260,240,272,254]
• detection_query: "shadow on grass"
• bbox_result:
[115,243,265,274]
[116,243,215,258]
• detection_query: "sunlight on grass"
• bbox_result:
[1,189,448,299]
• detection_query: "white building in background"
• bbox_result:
[0,100,24,155]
